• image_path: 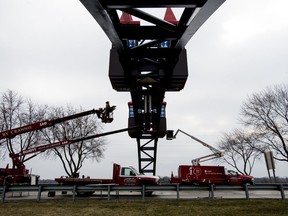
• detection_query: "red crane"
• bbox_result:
[0,126,136,185]
[0,102,116,185]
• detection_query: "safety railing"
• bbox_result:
[0,183,287,202]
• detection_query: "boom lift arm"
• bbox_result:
[0,102,116,140]
[9,126,138,170]
[166,129,223,165]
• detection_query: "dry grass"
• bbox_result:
[1,199,287,216]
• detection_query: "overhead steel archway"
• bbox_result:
[80,0,226,175]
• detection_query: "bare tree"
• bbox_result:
[0,90,45,164]
[218,129,263,175]
[42,105,106,178]
[241,84,288,163]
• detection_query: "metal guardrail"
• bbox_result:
[0,183,287,202]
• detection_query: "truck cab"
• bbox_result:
[225,169,254,185]
[115,165,159,186]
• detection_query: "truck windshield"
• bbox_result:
[129,166,140,175]
[227,170,238,175]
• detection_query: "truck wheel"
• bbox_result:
[48,191,56,197]
[140,181,155,196]
[76,191,95,196]
[144,191,153,196]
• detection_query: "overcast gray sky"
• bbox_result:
[0,0,288,179]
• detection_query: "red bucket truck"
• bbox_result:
[171,165,254,185]
[167,129,254,185]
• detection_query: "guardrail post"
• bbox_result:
[142,185,145,200]
[243,184,249,199]
[37,185,42,201]
[1,186,7,203]
[72,185,77,202]
[278,184,285,200]
[107,185,111,201]
[209,184,215,199]
[176,184,180,200]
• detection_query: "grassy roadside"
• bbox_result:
[1,199,287,216]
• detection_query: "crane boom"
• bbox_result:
[0,102,115,140]
[9,126,138,169]
[167,129,223,165]
[173,129,221,155]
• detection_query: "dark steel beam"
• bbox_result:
[137,138,158,175]
[80,0,124,51]
[101,0,207,8]
[178,8,196,27]
[175,0,225,49]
